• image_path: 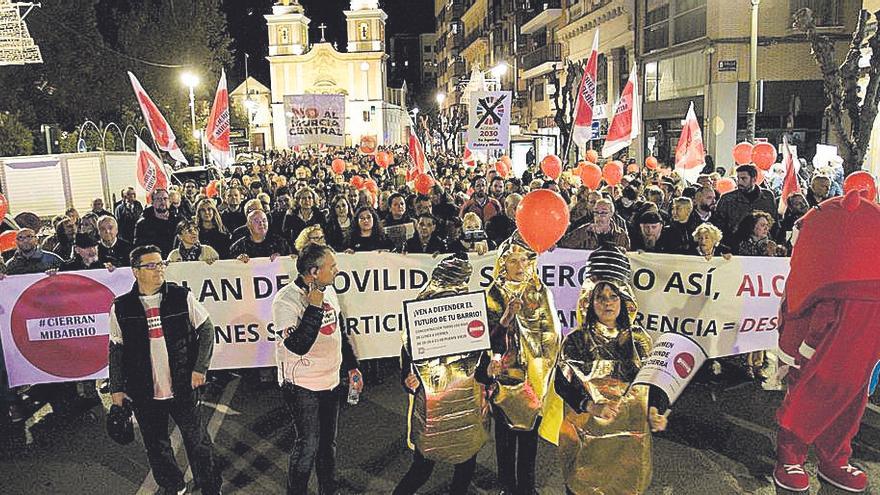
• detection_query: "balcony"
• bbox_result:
[521,43,563,79]
[520,0,563,35]
[463,25,489,53]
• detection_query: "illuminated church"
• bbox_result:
[257,0,408,149]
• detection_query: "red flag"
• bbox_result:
[462,146,477,168]
[128,72,188,164]
[779,138,801,215]
[571,31,600,151]
[601,65,640,158]
[135,136,170,203]
[407,127,429,182]
[674,102,705,183]
[206,69,231,168]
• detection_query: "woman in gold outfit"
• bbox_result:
[481,232,563,495]
[394,253,490,494]
[555,246,669,495]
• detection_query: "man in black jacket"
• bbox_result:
[405,213,446,254]
[108,245,220,495]
[133,189,179,257]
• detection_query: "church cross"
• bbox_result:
[318,23,328,42]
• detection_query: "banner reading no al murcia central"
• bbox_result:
[0,251,790,387]
[284,94,345,147]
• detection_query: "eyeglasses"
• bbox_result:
[134,261,169,270]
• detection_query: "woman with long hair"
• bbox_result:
[555,247,669,495]
[283,186,326,246]
[733,210,783,257]
[325,195,353,251]
[194,198,231,259]
[346,206,391,252]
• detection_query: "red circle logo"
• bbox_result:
[319,302,337,335]
[10,274,115,378]
[673,352,696,379]
[467,320,485,338]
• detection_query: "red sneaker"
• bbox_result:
[818,464,868,492]
[773,462,810,492]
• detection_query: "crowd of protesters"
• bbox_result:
[0,142,850,493]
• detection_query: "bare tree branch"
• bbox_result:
[840,10,869,139]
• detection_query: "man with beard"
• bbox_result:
[774,192,810,251]
[630,211,668,253]
[134,189,180,257]
[459,176,502,225]
[61,234,105,271]
[97,216,133,268]
[115,187,143,243]
[713,164,777,240]
[489,176,505,201]
[485,193,520,246]
[690,185,718,226]
[220,186,246,232]
[4,228,63,275]
[404,213,446,254]
[559,198,630,251]
[183,181,200,206]
[663,197,699,254]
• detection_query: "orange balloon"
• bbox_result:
[414,174,435,195]
[500,155,512,167]
[843,171,877,202]
[540,154,562,180]
[364,178,379,194]
[515,189,570,253]
[581,162,602,189]
[733,142,754,165]
[585,149,599,164]
[205,180,219,198]
[626,163,640,174]
[0,230,16,252]
[716,177,736,195]
[603,161,624,186]
[331,158,346,175]
[495,160,509,178]
[375,151,392,168]
[0,192,7,219]
[351,175,365,190]
[645,156,658,170]
[751,142,776,171]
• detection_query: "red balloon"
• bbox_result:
[751,142,776,171]
[331,158,346,175]
[414,174,435,195]
[755,168,766,186]
[0,230,16,252]
[205,180,219,198]
[585,149,599,164]
[0,192,7,219]
[500,155,512,167]
[375,151,392,168]
[364,178,378,194]
[515,190,570,254]
[351,175,365,190]
[581,162,602,189]
[733,142,754,165]
[603,161,624,186]
[540,154,562,180]
[843,171,877,202]
[716,177,736,195]
[495,160,509,178]
[626,163,640,174]
[645,156,659,170]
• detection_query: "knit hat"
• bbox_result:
[74,233,98,249]
[585,245,631,283]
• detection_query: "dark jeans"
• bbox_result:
[494,409,540,495]
[392,449,477,495]
[131,392,220,495]
[282,382,340,495]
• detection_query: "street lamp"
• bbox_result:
[435,92,446,106]
[180,71,202,165]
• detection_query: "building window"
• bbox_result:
[617,48,629,91]
[596,53,608,105]
[280,27,290,44]
[643,50,705,103]
[673,0,706,44]
[790,0,840,27]
[360,23,369,40]
[644,0,669,52]
[534,81,545,102]
[424,45,432,53]
[363,111,371,122]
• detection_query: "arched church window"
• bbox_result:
[280,27,290,44]
[360,23,369,40]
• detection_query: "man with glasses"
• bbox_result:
[4,228,63,275]
[558,198,631,250]
[108,245,221,495]
[134,189,180,257]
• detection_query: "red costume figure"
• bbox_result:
[774,190,880,493]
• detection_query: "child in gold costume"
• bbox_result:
[555,246,669,495]
[481,232,563,495]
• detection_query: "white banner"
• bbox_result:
[467,91,511,152]
[284,94,345,147]
[0,251,789,386]
[404,291,490,361]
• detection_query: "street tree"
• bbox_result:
[550,61,583,165]
[794,8,880,176]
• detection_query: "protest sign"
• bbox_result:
[632,333,708,404]
[467,91,511,152]
[403,291,490,361]
[384,223,414,251]
[284,94,345,147]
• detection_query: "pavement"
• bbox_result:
[1,362,879,495]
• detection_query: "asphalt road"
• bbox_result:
[1,363,878,495]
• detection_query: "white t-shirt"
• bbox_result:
[109,292,210,400]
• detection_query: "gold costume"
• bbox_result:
[557,275,655,495]
[486,234,563,440]
[403,256,489,464]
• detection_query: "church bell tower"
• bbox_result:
[266,0,310,56]
[345,0,387,53]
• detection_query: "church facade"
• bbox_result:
[263,0,408,150]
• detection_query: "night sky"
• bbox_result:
[222,0,434,86]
